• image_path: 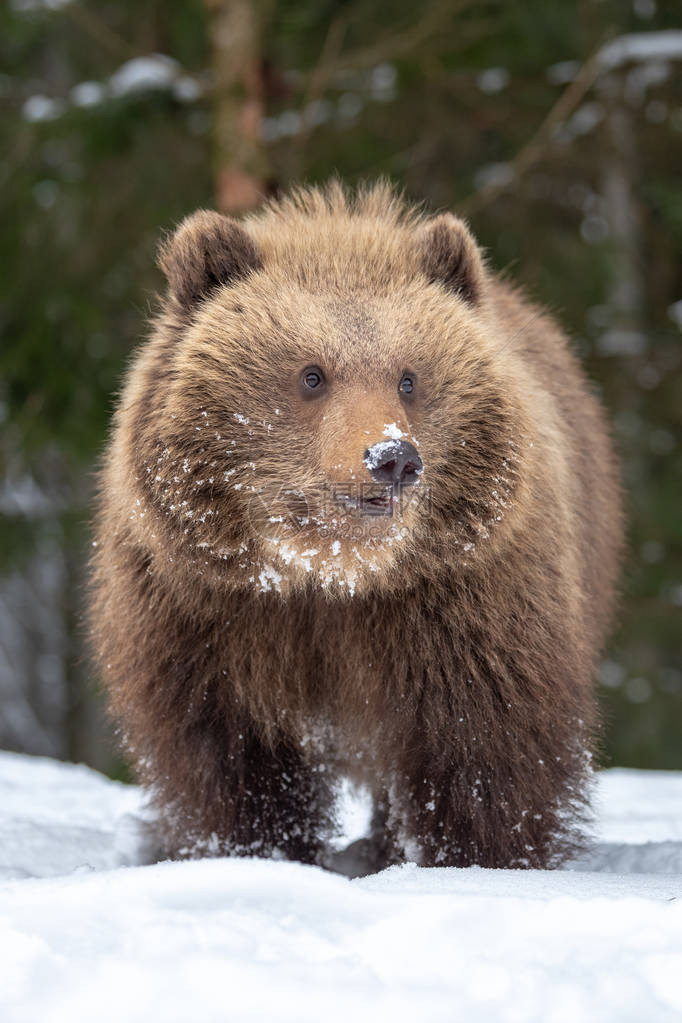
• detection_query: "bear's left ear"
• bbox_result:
[419,213,486,304]
[158,210,263,310]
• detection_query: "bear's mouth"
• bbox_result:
[333,489,395,517]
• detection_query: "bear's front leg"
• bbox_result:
[150,722,335,865]
[390,750,584,869]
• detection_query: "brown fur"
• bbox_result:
[88,182,623,870]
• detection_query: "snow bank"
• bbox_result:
[1,753,682,1022]
[0,751,142,881]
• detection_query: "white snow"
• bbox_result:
[11,0,72,11]
[21,55,203,123]
[544,31,682,87]
[70,81,105,108]
[21,95,65,123]
[108,55,180,99]
[477,67,510,94]
[364,440,401,469]
[473,162,515,191]
[1,753,682,1022]
[547,60,581,85]
[0,752,142,881]
[597,30,682,71]
[668,300,682,330]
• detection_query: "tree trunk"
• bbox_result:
[204,0,272,214]
[600,78,645,356]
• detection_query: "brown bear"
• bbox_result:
[88,181,622,872]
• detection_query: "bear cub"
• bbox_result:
[89,183,622,872]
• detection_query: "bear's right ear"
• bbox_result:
[158,210,263,309]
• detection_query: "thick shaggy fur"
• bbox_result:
[89,182,622,870]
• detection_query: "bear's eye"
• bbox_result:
[301,366,325,393]
[399,373,415,397]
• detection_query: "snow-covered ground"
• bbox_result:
[1,752,681,1022]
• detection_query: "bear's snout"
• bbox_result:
[364,440,423,488]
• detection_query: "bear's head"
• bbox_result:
[134,184,531,596]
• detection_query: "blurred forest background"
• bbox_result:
[1,0,680,774]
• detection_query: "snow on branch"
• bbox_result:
[22,54,204,123]
[11,0,72,10]
[597,29,682,70]
[463,30,682,215]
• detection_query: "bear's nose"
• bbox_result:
[363,440,423,487]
